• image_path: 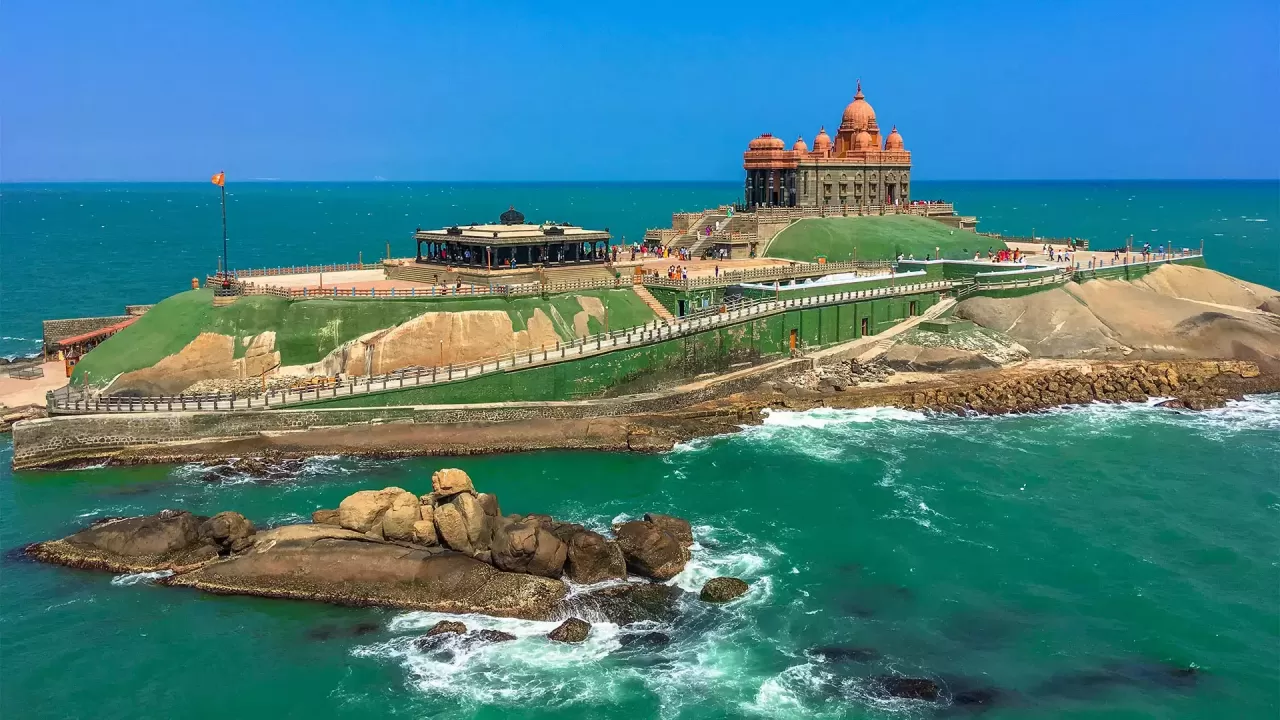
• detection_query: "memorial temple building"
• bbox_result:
[743,81,912,209]
[414,207,612,271]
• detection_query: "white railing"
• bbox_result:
[48,281,953,415]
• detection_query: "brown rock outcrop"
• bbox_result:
[338,487,419,539]
[432,468,474,498]
[563,530,627,584]
[26,510,219,573]
[547,617,591,643]
[490,518,567,578]
[614,519,689,581]
[167,524,567,619]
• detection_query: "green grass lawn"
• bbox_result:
[765,215,1004,262]
[73,288,656,386]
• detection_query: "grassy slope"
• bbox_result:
[73,288,656,385]
[766,215,1003,262]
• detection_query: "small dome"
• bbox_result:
[748,133,785,151]
[499,206,525,225]
[792,136,809,152]
[841,80,877,131]
[885,126,904,151]
[854,129,875,150]
[813,126,832,151]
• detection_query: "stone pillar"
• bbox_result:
[744,172,753,209]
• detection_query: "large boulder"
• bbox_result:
[199,511,256,552]
[432,468,474,498]
[699,577,749,603]
[563,530,626,584]
[642,513,694,548]
[381,492,422,542]
[434,491,494,556]
[547,617,590,643]
[614,520,689,581]
[338,487,413,536]
[491,518,567,578]
[166,524,568,619]
[564,583,687,626]
[312,509,340,526]
[25,510,219,573]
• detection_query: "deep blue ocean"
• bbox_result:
[0,182,1277,719]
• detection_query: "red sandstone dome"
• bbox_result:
[812,126,832,151]
[854,129,875,151]
[792,136,809,152]
[748,133,786,151]
[841,80,876,131]
[885,126,904,150]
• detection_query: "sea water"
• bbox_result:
[1,398,1278,719]
[0,181,1277,718]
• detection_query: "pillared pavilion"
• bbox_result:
[743,81,911,209]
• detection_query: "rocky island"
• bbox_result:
[26,469,746,632]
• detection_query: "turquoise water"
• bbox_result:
[2,400,1278,718]
[1,181,1276,358]
[0,182,1278,717]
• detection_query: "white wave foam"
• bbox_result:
[111,570,173,586]
[357,612,626,707]
[760,406,927,429]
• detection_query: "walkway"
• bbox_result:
[48,281,954,415]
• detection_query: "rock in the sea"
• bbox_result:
[617,631,671,650]
[547,617,590,643]
[642,513,694,547]
[699,577,749,603]
[312,509,341,526]
[1155,399,1188,410]
[473,629,517,643]
[25,510,219,573]
[199,511,255,552]
[876,676,940,701]
[423,620,467,638]
[380,491,422,542]
[490,518,567,578]
[566,583,687,626]
[476,492,501,517]
[338,487,413,536]
[435,491,495,556]
[563,530,626,584]
[614,520,688,580]
[432,468,474,498]
[164,523,568,619]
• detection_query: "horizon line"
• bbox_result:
[2,178,1278,185]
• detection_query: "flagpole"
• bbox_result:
[220,173,229,283]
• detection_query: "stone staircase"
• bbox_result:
[632,285,675,321]
[852,297,956,363]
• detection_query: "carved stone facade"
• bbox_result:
[743,81,911,209]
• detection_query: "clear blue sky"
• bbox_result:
[2,0,1277,181]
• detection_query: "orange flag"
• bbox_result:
[211,171,225,187]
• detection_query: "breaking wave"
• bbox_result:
[352,518,778,716]
[110,570,173,586]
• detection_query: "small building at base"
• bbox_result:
[414,206,612,271]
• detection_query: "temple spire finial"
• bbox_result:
[855,78,864,99]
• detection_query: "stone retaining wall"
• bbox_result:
[11,359,809,469]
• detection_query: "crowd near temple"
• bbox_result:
[743,81,912,209]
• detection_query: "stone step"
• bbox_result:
[632,285,675,321]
